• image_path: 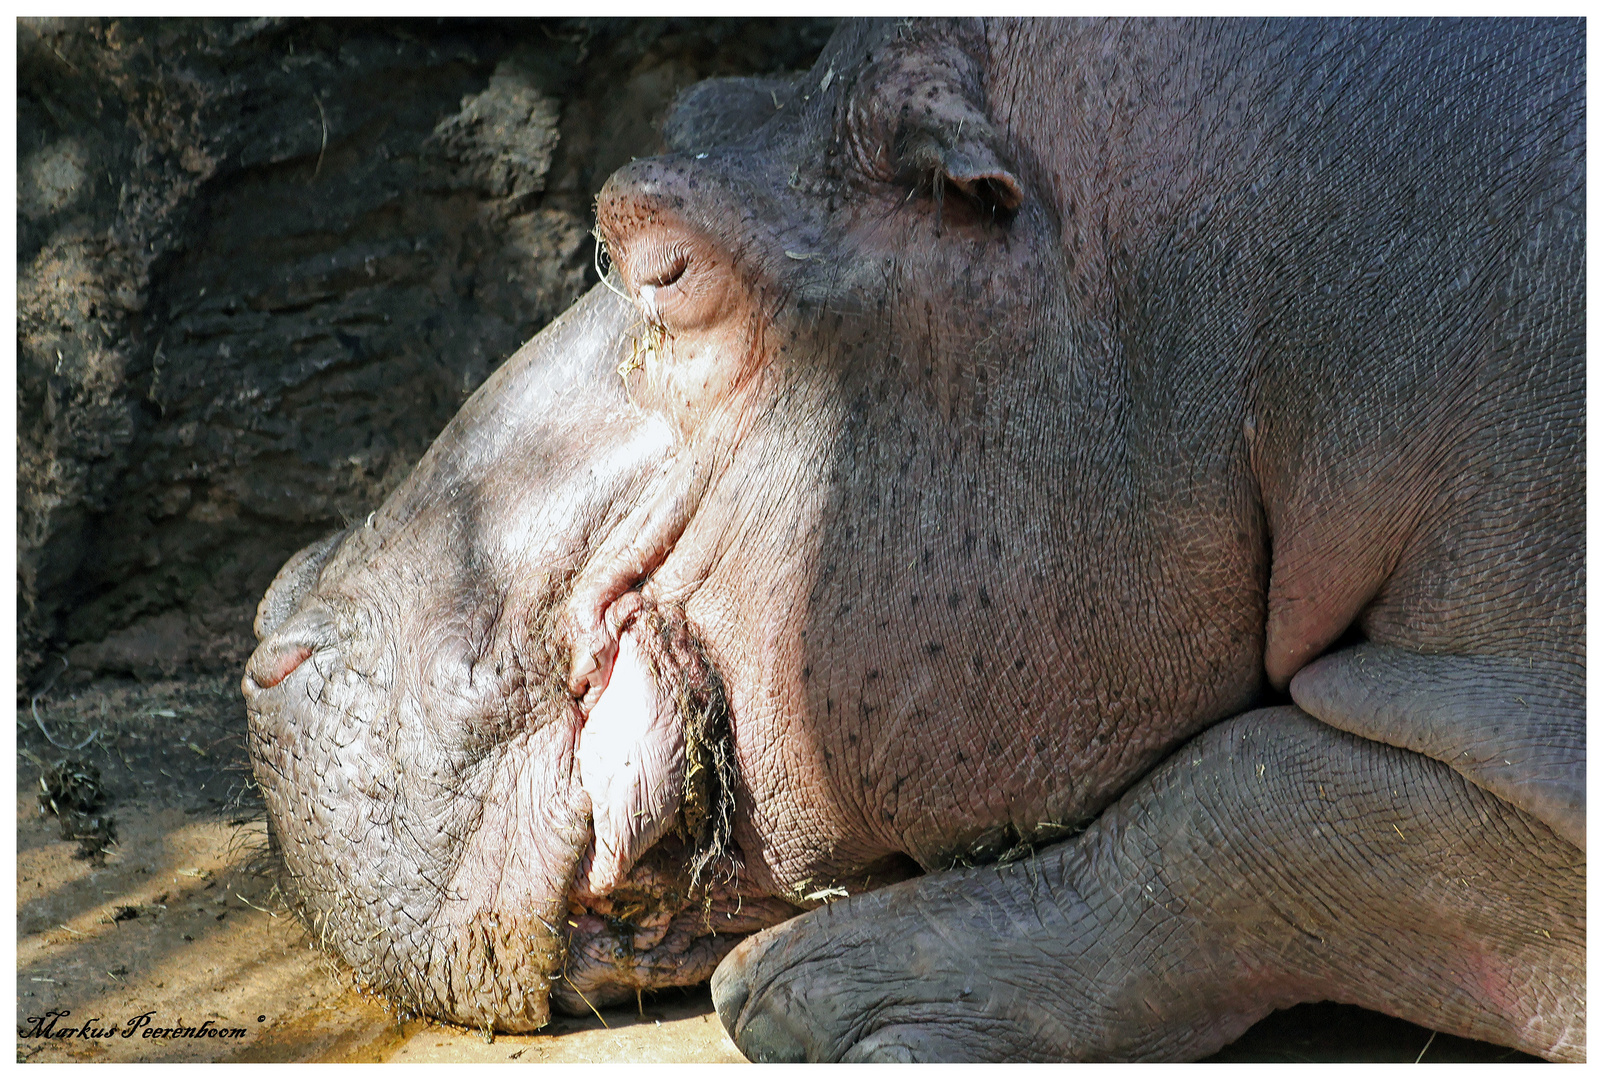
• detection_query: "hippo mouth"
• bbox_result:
[572,601,729,889]
[553,598,810,1009]
[556,837,801,1013]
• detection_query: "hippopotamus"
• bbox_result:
[243,17,1584,1061]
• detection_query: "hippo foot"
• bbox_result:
[710,849,1255,1062]
[714,708,1586,1062]
[711,873,1080,1062]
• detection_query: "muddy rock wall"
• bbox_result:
[18,17,834,688]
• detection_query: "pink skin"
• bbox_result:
[576,628,682,894]
[250,643,311,689]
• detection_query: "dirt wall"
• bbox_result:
[17,17,835,690]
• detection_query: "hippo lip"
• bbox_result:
[574,589,649,718]
[571,601,687,894]
[570,599,743,877]
[553,844,802,1015]
[545,603,803,1017]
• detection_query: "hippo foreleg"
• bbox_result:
[711,708,1584,1062]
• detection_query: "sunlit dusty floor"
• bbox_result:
[16,675,1536,1063]
[15,675,743,1064]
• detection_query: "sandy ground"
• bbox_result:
[16,674,1537,1063]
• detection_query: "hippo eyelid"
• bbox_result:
[641,247,690,290]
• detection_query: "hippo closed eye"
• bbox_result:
[246,17,1583,1060]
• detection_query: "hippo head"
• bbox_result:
[245,19,1263,1032]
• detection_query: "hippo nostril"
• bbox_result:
[255,526,353,641]
[247,605,338,694]
[248,643,314,690]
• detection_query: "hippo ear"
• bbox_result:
[661,75,797,153]
[865,24,1026,221]
[899,115,1025,219]
[936,137,1024,215]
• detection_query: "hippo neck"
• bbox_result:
[986,19,1564,690]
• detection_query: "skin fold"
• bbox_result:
[244,18,1583,1059]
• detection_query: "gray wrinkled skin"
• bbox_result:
[247,18,1583,1060]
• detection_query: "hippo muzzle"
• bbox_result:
[244,286,796,1030]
